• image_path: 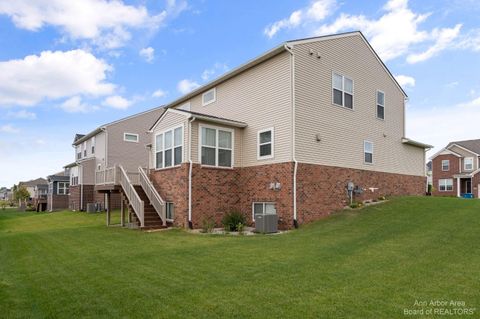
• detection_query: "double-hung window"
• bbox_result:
[200,126,233,168]
[464,157,473,171]
[364,141,373,164]
[258,128,274,159]
[58,182,70,195]
[441,160,450,171]
[439,179,453,191]
[91,136,95,154]
[333,73,353,109]
[253,202,276,221]
[155,126,183,169]
[83,142,87,157]
[376,90,385,119]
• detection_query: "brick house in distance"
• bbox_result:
[47,170,70,211]
[430,139,480,198]
[66,107,164,211]
[97,31,431,230]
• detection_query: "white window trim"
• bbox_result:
[154,124,184,170]
[332,71,354,110]
[438,179,453,192]
[124,133,139,143]
[202,88,216,106]
[166,202,174,221]
[376,90,385,120]
[198,124,235,168]
[464,157,474,171]
[252,202,276,221]
[57,182,69,195]
[441,159,450,171]
[257,127,275,160]
[364,140,374,165]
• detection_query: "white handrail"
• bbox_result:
[118,165,144,227]
[138,167,166,226]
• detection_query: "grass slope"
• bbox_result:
[0,197,479,318]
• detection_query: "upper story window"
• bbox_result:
[58,182,70,195]
[464,157,473,171]
[83,142,87,157]
[124,133,139,143]
[258,128,274,160]
[333,73,353,109]
[91,136,95,154]
[155,126,183,169]
[200,125,233,168]
[179,102,191,111]
[364,141,373,164]
[441,160,450,171]
[202,88,216,106]
[376,90,385,120]
[77,151,81,160]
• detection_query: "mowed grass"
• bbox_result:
[0,197,479,318]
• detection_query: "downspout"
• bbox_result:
[80,165,83,211]
[188,117,196,229]
[284,44,299,228]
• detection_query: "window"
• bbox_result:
[202,88,216,106]
[179,102,191,111]
[376,90,385,119]
[77,152,81,160]
[333,73,353,109]
[364,141,373,164]
[200,126,233,168]
[258,128,274,159]
[252,202,276,221]
[124,133,139,143]
[58,182,70,195]
[166,202,174,221]
[83,142,87,157]
[155,126,183,169]
[464,157,473,170]
[441,160,450,171]
[91,136,95,154]
[439,179,453,191]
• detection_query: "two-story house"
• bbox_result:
[18,177,48,211]
[65,107,164,211]
[47,170,70,211]
[430,139,480,198]
[96,31,431,230]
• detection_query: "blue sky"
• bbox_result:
[0,0,479,187]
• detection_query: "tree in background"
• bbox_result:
[14,186,30,207]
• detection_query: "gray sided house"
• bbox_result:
[18,177,48,211]
[67,106,165,211]
[47,170,70,211]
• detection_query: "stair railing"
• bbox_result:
[138,167,166,226]
[118,165,144,227]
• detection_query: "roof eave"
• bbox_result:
[402,138,433,150]
[73,127,104,146]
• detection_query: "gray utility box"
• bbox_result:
[255,214,278,233]
[86,203,96,213]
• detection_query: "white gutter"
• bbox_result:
[284,44,298,227]
[188,117,196,228]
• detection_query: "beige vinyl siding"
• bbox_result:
[107,108,164,172]
[94,131,106,170]
[80,158,96,184]
[150,111,189,169]
[191,120,243,167]
[171,51,292,167]
[449,145,479,172]
[293,34,424,176]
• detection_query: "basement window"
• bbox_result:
[202,88,216,106]
[439,179,453,191]
[364,141,373,164]
[252,202,276,221]
[333,73,353,109]
[441,160,450,171]
[166,202,174,221]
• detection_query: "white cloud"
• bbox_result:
[5,110,36,120]
[395,75,416,88]
[139,47,155,63]
[264,0,335,38]
[60,96,90,113]
[0,0,188,49]
[0,49,115,107]
[102,95,132,109]
[453,28,480,52]
[407,97,480,157]
[177,79,200,94]
[0,124,20,133]
[201,62,229,81]
[407,24,462,63]
[152,89,167,98]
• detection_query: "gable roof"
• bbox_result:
[73,106,165,145]
[19,178,48,187]
[156,31,405,114]
[150,108,248,132]
[447,139,480,155]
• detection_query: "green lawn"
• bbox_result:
[0,197,479,318]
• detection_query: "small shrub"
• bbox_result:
[378,196,386,201]
[349,202,359,209]
[221,211,246,232]
[201,217,215,233]
[237,222,245,235]
[0,201,6,210]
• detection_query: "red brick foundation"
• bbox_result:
[48,194,69,211]
[150,162,425,229]
[69,184,122,211]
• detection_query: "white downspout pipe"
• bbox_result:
[80,165,83,211]
[188,117,196,228]
[284,44,298,228]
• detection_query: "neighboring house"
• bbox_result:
[18,178,48,211]
[98,31,431,230]
[0,188,13,201]
[66,107,165,211]
[430,139,480,198]
[47,170,70,211]
[426,161,432,187]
